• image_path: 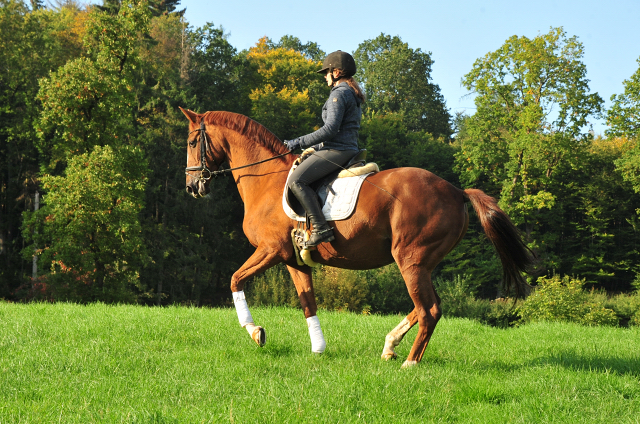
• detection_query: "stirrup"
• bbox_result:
[304,227,335,248]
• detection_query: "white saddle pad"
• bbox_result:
[282,166,373,222]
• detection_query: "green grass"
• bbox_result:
[0,302,639,423]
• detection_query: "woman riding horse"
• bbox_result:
[284,50,366,248]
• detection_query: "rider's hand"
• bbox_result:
[284,139,301,151]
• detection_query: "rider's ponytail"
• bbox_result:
[344,77,366,103]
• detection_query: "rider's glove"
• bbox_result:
[284,139,301,151]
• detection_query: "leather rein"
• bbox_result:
[185,121,293,181]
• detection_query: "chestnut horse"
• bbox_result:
[181,107,532,368]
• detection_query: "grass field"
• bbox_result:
[0,302,638,423]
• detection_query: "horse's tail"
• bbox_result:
[463,188,534,299]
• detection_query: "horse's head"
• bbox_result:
[180,107,223,198]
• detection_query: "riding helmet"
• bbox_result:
[317,50,357,77]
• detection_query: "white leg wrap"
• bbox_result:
[307,315,326,354]
[232,291,254,327]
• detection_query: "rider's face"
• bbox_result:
[325,70,332,86]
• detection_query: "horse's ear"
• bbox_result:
[179,107,198,123]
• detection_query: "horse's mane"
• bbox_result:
[203,111,289,155]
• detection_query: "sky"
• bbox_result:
[178,0,640,136]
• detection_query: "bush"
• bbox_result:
[359,265,413,314]
[481,298,521,328]
[604,292,640,326]
[518,275,619,326]
[246,264,298,308]
[314,267,369,313]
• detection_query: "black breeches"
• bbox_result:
[288,149,356,188]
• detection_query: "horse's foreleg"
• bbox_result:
[381,309,418,360]
[287,264,326,354]
[231,248,281,347]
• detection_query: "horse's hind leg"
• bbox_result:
[396,263,442,368]
[381,309,418,360]
[287,264,325,354]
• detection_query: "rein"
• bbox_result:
[185,121,293,180]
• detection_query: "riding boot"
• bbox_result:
[290,182,335,248]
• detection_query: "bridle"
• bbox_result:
[185,121,218,183]
[185,120,293,181]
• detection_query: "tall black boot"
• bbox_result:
[290,182,335,248]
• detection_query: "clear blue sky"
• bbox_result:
[179,0,640,136]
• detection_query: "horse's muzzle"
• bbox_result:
[186,180,210,198]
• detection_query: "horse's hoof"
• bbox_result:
[251,326,266,347]
[381,351,398,361]
[401,360,418,369]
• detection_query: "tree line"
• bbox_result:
[1,0,639,306]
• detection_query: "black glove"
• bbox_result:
[284,139,301,151]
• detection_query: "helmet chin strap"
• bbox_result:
[330,69,344,86]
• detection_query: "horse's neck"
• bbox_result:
[222,129,292,206]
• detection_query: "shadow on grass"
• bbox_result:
[421,349,640,378]
[260,342,295,358]
[533,351,640,378]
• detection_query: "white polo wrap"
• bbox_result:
[306,315,326,354]
[232,291,253,327]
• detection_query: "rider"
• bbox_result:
[284,50,366,248]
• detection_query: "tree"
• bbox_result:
[354,33,452,138]
[100,0,184,17]
[21,0,152,301]
[607,57,640,195]
[22,145,148,302]
[359,111,459,183]
[455,27,604,282]
[607,56,640,139]
[270,35,324,62]
[244,36,326,140]
[186,22,243,113]
[36,0,150,170]
[0,0,88,295]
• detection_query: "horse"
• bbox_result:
[180,107,533,368]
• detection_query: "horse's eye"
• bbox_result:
[189,139,197,148]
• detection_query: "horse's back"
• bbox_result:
[322,167,467,269]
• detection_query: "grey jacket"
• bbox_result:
[297,82,361,151]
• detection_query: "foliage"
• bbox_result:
[433,274,477,317]
[244,37,326,140]
[21,145,148,302]
[313,267,370,313]
[246,264,298,308]
[518,275,619,326]
[36,0,150,171]
[186,22,244,113]
[358,264,413,315]
[354,33,452,138]
[268,34,325,62]
[607,56,640,139]
[606,57,640,197]
[358,111,459,184]
[455,27,618,285]
[0,0,82,292]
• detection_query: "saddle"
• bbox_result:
[282,148,379,267]
[283,149,379,220]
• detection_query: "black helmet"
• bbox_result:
[317,50,357,77]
